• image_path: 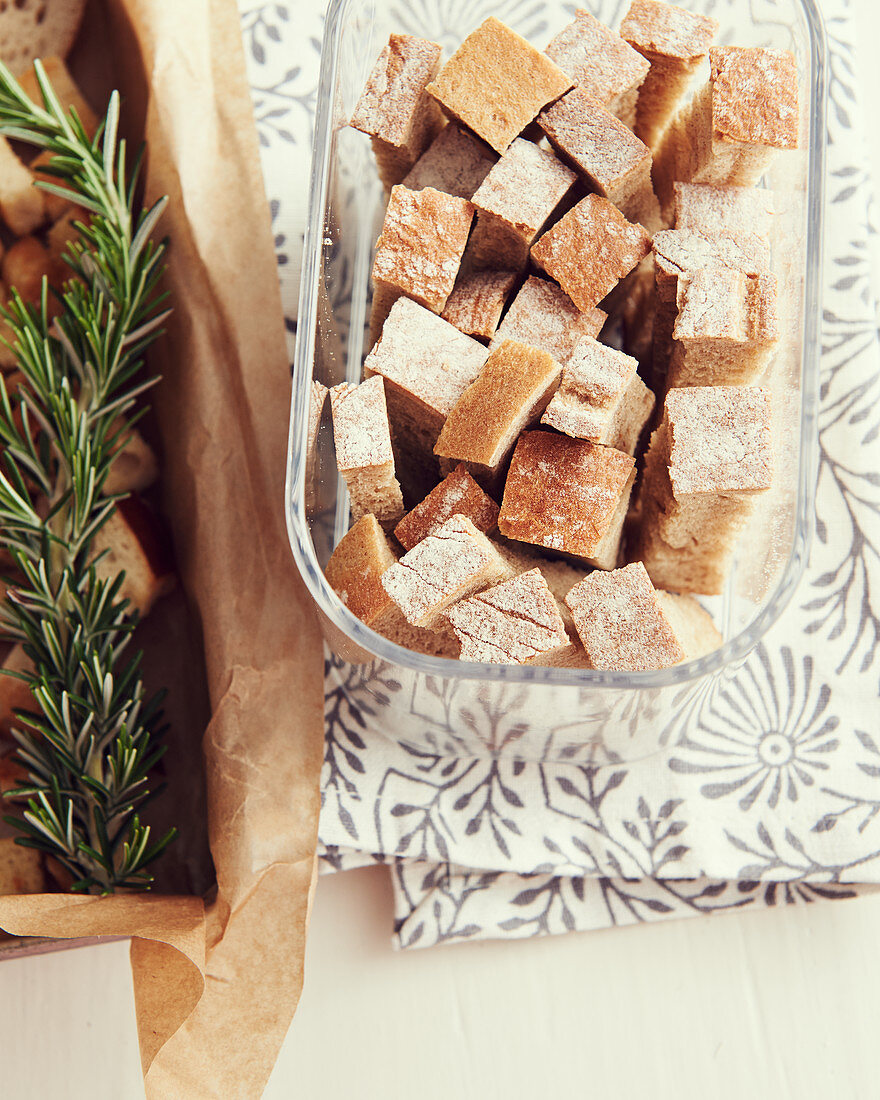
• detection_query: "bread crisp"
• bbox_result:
[490,276,606,365]
[371,185,474,314]
[434,340,563,489]
[0,0,86,76]
[620,0,718,149]
[541,336,654,454]
[395,464,499,551]
[350,34,444,188]
[537,87,661,229]
[498,430,635,568]
[364,297,489,459]
[402,124,496,199]
[330,376,404,527]
[441,270,518,340]
[468,138,576,271]
[446,568,575,666]
[545,8,650,128]
[426,17,573,155]
[381,514,513,629]
[531,193,652,313]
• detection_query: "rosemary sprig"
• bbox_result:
[0,61,176,893]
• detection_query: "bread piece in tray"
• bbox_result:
[490,276,606,365]
[350,33,444,188]
[498,430,635,569]
[564,561,721,670]
[620,0,718,149]
[426,17,573,155]
[545,8,650,129]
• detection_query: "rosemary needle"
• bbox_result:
[0,61,176,894]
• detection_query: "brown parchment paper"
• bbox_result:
[0,0,325,1095]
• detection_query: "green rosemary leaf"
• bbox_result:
[0,64,176,892]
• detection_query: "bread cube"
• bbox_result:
[531,194,652,313]
[426,17,573,155]
[668,268,779,387]
[636,386,773,593]
[402,124,496,200]
[541,337,654,454]
[0,642,37,735]
[490,276,606,365]
[489,538,588,642]
[0,137,44,236]
[673,182,777,241]
[652,227,771,371]
[330,376,403,527]
[653,47,798,214]
[441,269,518,340]
[620,0,718,148]
[564,561,720,670]
[305,381,328,512]
[545,8,650,128]
[446,568,576,666]
[91,496,175,616]
[537,87,660,229]
[434,340,563,490]
[394,464,499,551]
[381,514,513,629]
[498,430,635,568]
[468,139,576,271]
[2,237,61,307]
[326,514,458,656]
[372,185,474,315]
[350,34,444,188]
[363,297,489,459]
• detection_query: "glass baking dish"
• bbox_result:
[286,0,827,762]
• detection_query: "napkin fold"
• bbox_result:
[242,0,880,948]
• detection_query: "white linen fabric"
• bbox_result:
[240,0,880,947]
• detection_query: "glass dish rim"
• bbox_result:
[285,0,829,693]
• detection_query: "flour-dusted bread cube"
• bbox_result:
[620,0,718,149]
[350,33,444,188]
[92,496,175,617]
[489,537,589,643]
[531,194,652,313]
[565,561,720,670]
[0,642,37,734]
[446,568,576,666]
[545,8,650,128]
[441,269,518,340]
[490,276,606,365]
[372,185,474,315]
[426,17,573,155]
[364,296,489,459]
[652,226,771,371]
[325,513,458,656]
[636,386,773,593]
[537,87,660,229]
[381,513,513,629]
[668,268,779,387]
[434,340,563,490]
[394,464,500,551]
[498,430,635,568]
[0,137,44,236]
[653,46,798,214]
[673,182,777,241]
[541,336,654,454]
[468,138,576,271]
[330,376,404,527]
[304,380,328,512]
[402,124,496,199]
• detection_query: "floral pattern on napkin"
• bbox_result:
[241,0,880,946]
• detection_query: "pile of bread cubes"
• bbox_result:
[310,3,799,674]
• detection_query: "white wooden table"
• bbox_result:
[3,6,880,1098]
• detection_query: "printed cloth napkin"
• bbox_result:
[240,0,880,947]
